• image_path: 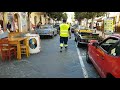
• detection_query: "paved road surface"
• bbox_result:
[0,34,100,78]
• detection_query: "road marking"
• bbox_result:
[75,43,88,78]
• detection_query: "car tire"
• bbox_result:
[106,74,115,78]
[51,32,54,38]
[86,50,92,64]
[75,38,77,42]
[77,41,81,47]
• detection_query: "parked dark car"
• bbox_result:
[71,24,78,33]
[75,32,99,47]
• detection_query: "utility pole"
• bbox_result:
[3,12,6,31]
[28,12,31,32]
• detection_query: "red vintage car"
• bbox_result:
[86,34,120,78]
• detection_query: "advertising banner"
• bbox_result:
[104,18,114,34]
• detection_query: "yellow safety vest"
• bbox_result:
[60,23,70,37]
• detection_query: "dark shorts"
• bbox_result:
[60,37,68,44]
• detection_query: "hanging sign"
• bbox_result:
[104,18,114,34]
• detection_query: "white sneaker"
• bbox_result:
[60,47,62,52]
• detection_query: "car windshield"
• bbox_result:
[112,42,120,56]
[41,25,51,29]
[77,26,86,30]
[55,24,59,27]
[54,24,59,27]
[73,24,78,28]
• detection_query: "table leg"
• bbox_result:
[17,42,21,60]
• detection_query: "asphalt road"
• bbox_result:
[0,33,100,78]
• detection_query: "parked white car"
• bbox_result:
[35,24,57,38]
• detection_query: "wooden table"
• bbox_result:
[8,37,28,60]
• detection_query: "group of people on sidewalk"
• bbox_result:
[0,21,12,34]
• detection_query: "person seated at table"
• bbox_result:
[0,24,4,34]
[7,21,12,32]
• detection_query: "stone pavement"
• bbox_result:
[0,34,84,78]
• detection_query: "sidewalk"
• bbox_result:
[96,30,109,39]
[95,30,120,39]
[0,34,84,78]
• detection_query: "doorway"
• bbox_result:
[0,20,3,29]
[14,13,20,32]
[34,16,37,26]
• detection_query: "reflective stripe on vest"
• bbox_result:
[60,24,69,37]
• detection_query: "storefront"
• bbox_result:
[14,13,21,32]
[0,12,3,29]
[7,12,14,31]
[21,12,27,32]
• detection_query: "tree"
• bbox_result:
[3,12,6,31]
[74,12,106,28]
[27,12,31,31]
[86,12,106,29]
[46,12,67,21]
[74,12,88,24]
[62,13,68,20]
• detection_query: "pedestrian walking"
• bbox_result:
[7,21,12,32]
[36,22,42,29]
[93,22,96,29]
[58,19,71,52]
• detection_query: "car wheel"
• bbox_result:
[51,32,54,38]
[106,74,115,78]
[86,50,92,64]
[77,41,81,47]
[75,37,77,42]
[55,31,57,36]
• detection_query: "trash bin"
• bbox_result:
[25,33,41,54]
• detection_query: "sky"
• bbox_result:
[66,12,74,23]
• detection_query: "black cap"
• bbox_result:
[63,19,66,23]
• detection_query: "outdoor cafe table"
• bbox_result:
[8,37,28,60]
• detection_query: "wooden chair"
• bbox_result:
[20,37,30,57]
[0,38,17,61]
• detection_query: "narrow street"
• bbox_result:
[0,33,100,78]
[1,12,120,78]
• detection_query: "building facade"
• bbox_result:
[0,12,51,32]
[29,12,47,30]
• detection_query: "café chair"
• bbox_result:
[20,37,30,57]
[0,38,17,61]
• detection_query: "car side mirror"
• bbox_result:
[92,42,99,47]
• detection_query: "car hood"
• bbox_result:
[38,29,52,33]
[80,29,93,33]
[81,35,98,39]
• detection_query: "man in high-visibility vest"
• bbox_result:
[58,19,71,52]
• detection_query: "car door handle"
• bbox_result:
[99,56,104,60]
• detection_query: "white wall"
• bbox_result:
[41,15,45,25]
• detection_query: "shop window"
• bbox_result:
[0,20,3,28]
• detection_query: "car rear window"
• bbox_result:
[81,33,91,36]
